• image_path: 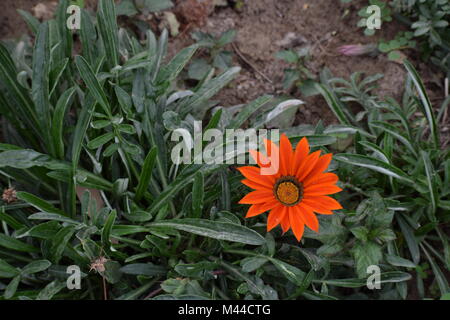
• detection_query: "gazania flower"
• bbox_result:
[237,134,342,241]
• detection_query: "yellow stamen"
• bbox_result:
[274,177,302,206]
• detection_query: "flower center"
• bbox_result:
[274,176,303,206]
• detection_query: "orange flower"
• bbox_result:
[238,134,342,241]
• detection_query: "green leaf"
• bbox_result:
[28,212,80,225]
[397,215,420,264]
[370,121,417,157]
[275,50,298,63]
[403,60,439,148]
[157,44,199,83]
[32,22,52,147]
[183,67,241,117]
[52,87,76,159]
[241,257,268,273]
[87,132,115,149]
[36,280,66,300]
[0,260,20,278]
[150,219,265,245]
[352,241,383,278]
[227,95,273,129]
[17,191,66,216]
[385,255,416,268]
[135,146,158,202]
[316,83,352,125]
[75,55,112,117]
[50,226,75,264]
[21,260,52,276]
[334,154,414,184]
[317,271,411,288]
[421,151,437,219]
[4,275,21,299]
[17,9,40,34]
[97,0,119,69]
[102,210,117,252]
[191,172,204,218]
[268,257,306,285]
[0,234,38,253]
[120,263,166,276]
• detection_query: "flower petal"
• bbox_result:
[289,209,305,241]
[239,190,274,204]
[237,166,274,188]
[302,195,343,214]
[296,150,321,181]
[295,204,319,232]
[280,213,291,233]
[267,205,287,231]
[245,201,280,218]
[302,153,332,185]
[304,184,342,196]
[292,137,309,175]
[303,172,339,187]
[241,179,271,191]
[279,134,293,176]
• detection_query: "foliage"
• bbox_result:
[275,47,316,94]
[318,61,450,299]
[187,30,236,81]
[0,0,445,301]
[356,0,450,74]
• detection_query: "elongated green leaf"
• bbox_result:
[17,9,40,34]
[334,154,414,184]
[36,280,66,300]
[135,146,158,202]
[421,244,449,295]
[102,210,117,252]
[32,22,52,151]
[28,212,80,225]
[50,226,75,264]
[227,95,273,129]
[157,44,199,83]
[150,219,265,245]
[316,271,411,288]
[0,260,20,278]
[80,9,97,65]
[52,87,76,159]
[4,275,21,299]
[191,172,204,218]
[87,132,115,149]
[0,44,40,138]
[370,121,418,157]
[268,257,306,285]
[421,151,437,219]
[0,234,38,253]
[21,260,52,276]
[183,67,241,116]
[75,55,111,116]
[316,83,352,125]
[17,191,66,216]
[97,0,119,69]
[385,255,416,268]
[120,263,166,276]
[397,215,420,264]
[404,60,439,148]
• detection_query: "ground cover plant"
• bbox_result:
[0,0,448,300]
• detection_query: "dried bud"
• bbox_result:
[2,188,17,204]
[89,256,109,273]
[337,44,377,56]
